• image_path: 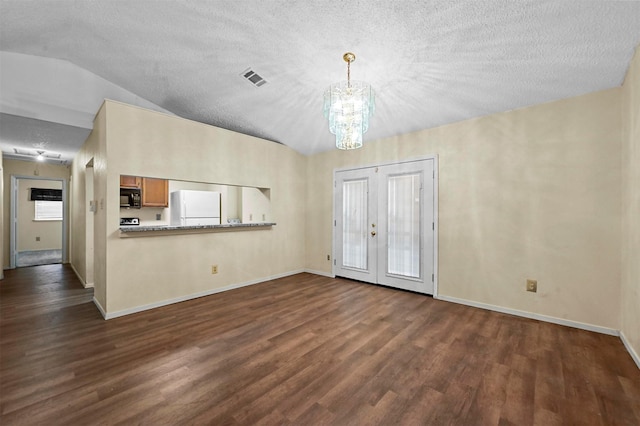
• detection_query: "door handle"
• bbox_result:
[371,231,377,236]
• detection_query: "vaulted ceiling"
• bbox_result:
[1,0,640,164]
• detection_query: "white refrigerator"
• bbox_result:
[170,190,221,226]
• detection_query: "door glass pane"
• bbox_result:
[387,174,420,278]
[342,179,368,270]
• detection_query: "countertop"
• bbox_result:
[120,222,276,233]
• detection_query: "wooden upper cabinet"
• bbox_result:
[141,178,169,207]
[120,175,141,188]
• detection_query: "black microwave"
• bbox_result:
[120,187,142,208]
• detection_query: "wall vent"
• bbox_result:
[241,68,268,87]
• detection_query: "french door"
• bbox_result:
[334,159,436,294]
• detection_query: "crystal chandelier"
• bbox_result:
[323,52,375,150]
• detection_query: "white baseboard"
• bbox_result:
[93,296,107,318]
[68,262,85,286]
[102,269,305,320]
[436,294,619,336]
[304,268,335,278]
[69,262,94,288]
[620,331,640,370]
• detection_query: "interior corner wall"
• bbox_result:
[621,45,640,363]
[100,101,306,316]
[70,103,107,305]
[307,88,622,331]
[2,158,71,269]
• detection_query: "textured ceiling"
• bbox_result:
[1,0,640,162]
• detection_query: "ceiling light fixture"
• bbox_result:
[323,52,375,150]
[13,148,62,161]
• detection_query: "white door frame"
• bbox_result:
[85,160,95,287]
[332,155,439,296]
[9,174,68,269]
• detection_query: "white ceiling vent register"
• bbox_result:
[241,68,268,87]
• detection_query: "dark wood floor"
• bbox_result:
[1,265,639,425]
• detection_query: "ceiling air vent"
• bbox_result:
[241,68,268,87]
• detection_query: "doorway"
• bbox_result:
[333,158,437,295]
[10,175,68,268]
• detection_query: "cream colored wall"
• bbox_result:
[2,158,70,268]
[307,88,622,330]
[92,100,306,315]
[241,187,271,223]
[621,46,640,361]
[70,103,107,302]
[17,179,62,251]
[226,185,240,221]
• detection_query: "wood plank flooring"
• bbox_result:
[1,264,639,425]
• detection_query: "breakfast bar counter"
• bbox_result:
[119,222,276,237]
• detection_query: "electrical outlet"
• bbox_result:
[526,279,537,293]
[212,265,218,274]
[327,254,331,261]
[156,213,162,220]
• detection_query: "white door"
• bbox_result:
[334,167,378,284]
[334,159,436,294]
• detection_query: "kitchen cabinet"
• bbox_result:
[142,177,168,207]
[120,175,141,188]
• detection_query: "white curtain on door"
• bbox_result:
[387,174,421,278]
[342,180,368,270]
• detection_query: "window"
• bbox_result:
[30,188,62,201]
[35,200,63,221]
